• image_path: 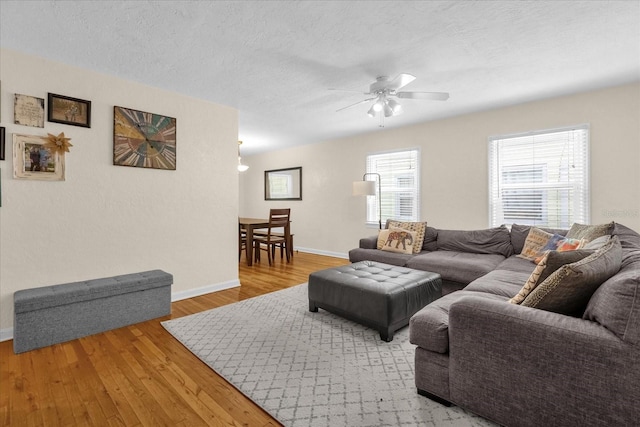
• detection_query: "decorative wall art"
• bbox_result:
[14,94,45,128]
[0,127,5,161]
[265,167,302,200]
[13,133,65,181]
[113,106,177,170]
[47,93,91,128]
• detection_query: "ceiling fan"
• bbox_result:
[331,73,449,119]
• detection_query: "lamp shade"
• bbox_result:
[352,180,376,196]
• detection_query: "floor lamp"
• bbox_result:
[352,173,382,229]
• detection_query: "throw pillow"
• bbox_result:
[510,249,594,305]
[517,227,553,260]
[533,236,584,264]
[380,227,418,255]
[566,222,614,243]
[387,220,427,254]
[521,236,623,315]
[582,235,611,250]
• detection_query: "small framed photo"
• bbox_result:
[0,127,5,161]
[14,94,45,128]
[13,133,65,181]
[48,93,91,128]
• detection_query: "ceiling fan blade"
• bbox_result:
[328,88,368,94]
[336,97,376,112]
[387,73,416,91]
[396,91,449,101]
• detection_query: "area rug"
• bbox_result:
[161,283,496,427]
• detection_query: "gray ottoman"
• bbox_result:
[308,261,442,341]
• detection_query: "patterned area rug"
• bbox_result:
[161,283,496,427]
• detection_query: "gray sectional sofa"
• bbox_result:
[349,222,640,426]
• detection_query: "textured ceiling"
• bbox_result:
[1,1,639,156]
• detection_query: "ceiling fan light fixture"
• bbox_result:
[383,102,393,117]
[387,98,402,115]
[367,105,377,117]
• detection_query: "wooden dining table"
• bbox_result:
[239,217,270,266]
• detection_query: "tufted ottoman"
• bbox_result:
[308,261,442,341]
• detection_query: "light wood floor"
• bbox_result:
[0,252,349,427]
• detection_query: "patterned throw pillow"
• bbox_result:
[387,221,427,254]
[566,222,614,243]
[532,236,584,264]
[517,228,553,260]
[379,227,418,255]
[510,249,594,304]
[521,237,622,315]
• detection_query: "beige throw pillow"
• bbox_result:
[566,222,614,243]
[379,227,418,255]
[387,221,427,254]
[517,228,553,260]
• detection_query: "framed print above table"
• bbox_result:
[265,167,302,200]
[47,93,91,128]
[113,106,177,170]
[13,133,65,181]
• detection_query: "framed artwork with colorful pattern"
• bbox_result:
[113,106,176,170]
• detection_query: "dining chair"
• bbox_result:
[239,223,247,261]
[253,208,291,266]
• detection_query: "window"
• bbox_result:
[365,149,420,226]
[488,125,589,229]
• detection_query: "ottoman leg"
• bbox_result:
[380,328,394,342]
[309,300,318,312]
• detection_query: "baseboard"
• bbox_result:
[171,279,240,302]
[0,328,13,343]
[0,280,241,343]
[295,247,349,259]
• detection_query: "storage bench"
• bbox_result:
[13,270,173,353]
[308,261,442,341]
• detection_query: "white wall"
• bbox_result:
[0,49,240,336]
[240,82,640,256]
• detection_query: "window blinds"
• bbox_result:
[365,149,420,226]
[488,125,589,228]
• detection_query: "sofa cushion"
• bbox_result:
[464,269,530,298]
[583,255,640,345]
[509,250,594,304]
[409,290,506,353]
[387,220,427,254]
[521,237,622,315]
[378,228,418,254]
[436,226,514,257]
[348,248,414,266]
[423,226,438,251]
[510,224,567,254]
[566,221,614,243]
[406,251,505,285]
[495,256,539,275]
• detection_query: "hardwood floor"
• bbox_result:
[0,252,349,427]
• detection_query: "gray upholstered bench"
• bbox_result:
[308,261,442,341]
[13,270,172,353]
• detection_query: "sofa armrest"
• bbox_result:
[447,296,639,426]
[359,235,378,249]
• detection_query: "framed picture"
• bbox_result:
[0,127,5,161]
[113,106,177,170]
[265,167,302,200]
[14,94,45,128]
[47,93,91,128]
[13,133,65,181]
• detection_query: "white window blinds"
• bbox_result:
[488,125,589,229]
[365,149,420,226]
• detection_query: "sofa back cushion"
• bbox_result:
[583,254,640,345]
[510,224,568,254]
[422,226,438,251]
[436,226,514,257]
